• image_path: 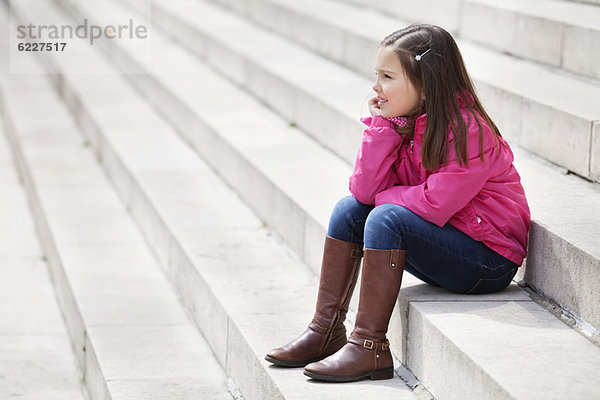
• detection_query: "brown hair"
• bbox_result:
[381,24,502,171]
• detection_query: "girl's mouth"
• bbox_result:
[378,99,388,107]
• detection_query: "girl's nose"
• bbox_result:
[372,80,380,93]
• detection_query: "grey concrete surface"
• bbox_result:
[0,111,85,398]
[0,14,233,398]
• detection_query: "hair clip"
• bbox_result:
[415,48,431,61]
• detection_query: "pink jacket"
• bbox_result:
[349,104,531,265]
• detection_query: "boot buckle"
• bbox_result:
[382,341,389,351]
[363,339,374,349]
[351,249,363,259]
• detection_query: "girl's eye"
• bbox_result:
[374,72,392,79]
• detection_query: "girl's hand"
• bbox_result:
[368,96,382,117]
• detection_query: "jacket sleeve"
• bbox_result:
[349,116,403,205]
[374,140,491,227]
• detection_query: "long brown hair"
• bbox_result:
[381,24,502,171]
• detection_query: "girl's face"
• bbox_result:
[372,46,422,118]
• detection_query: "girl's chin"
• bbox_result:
[379,109,394,118]
[381,110,405,118]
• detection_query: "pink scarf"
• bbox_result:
[384,116,417,128]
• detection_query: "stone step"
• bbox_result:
[339,0,600,81]
[105,0,600,334]
[0,107,86,400]
[5,1,419,399]
[460,0,600,81]
[0,5,234,399]
[338,0,462,33]
[44,0,600,399]
[202,0,600,182]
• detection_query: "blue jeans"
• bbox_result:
[328,196,518,294]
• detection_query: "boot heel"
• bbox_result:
[370,367,394,380]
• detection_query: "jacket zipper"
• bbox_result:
[410,140,414,153]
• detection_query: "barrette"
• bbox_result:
[415,48,431,61]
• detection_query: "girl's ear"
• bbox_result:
[421,91,426,102]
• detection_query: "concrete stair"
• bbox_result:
[0,109,86,399]
[0,5,234,399]
[3,0,600,399]
[460,0,600,78]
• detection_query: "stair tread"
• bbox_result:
[0,113,85,400]
[514,147,600,259]
[409,300,600,399]
[465,0,600,29]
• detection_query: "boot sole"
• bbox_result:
[264,355,324,368]
[303,367,394,382]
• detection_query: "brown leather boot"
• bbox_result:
[303,248,405,381]
[265,236,363,367]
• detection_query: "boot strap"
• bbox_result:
[348,335,390,351]
[308,318,328,334]
[351,248,363,259]
[389,249,402,269]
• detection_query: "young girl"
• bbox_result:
[265,24,530,383]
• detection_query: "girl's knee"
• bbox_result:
[328,196,372,241]
[364,204,414,249]
[332,195,360,214]
[365,204,413,230]
[330,196,371,222]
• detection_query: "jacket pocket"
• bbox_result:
[452,203,485,241]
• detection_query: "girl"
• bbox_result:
[265,24,530,383]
